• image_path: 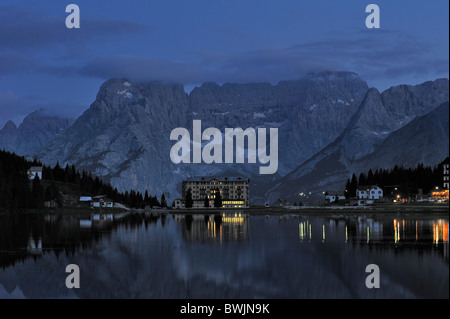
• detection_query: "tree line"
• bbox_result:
[0,150,167,212]
[344,157,449,198]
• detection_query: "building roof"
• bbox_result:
[27,166,43,172]
[357,185,382,191]
[184,176,249,182]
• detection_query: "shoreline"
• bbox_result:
[1,203,448,216]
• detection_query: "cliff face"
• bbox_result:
[34,74,448,204]
[35,72,370,201]
[0,110,72,158]
[264,79,449,204]
[189,71,369,174]
[37,79,191,199]
[0,120,19,151]
[355,101,449,172]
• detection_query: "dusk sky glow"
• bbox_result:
[0,0,448,127]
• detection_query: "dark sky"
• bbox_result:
[0,0,448,127]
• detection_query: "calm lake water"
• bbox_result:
[0,210,448,299]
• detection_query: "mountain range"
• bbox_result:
[0,109,73,158]
[0,72,448,204]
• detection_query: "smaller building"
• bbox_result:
[431,187,449,201]
[27,166,43,180]
[173,199,185,209]
[324,191,346,203]
[356,185,383,205]
[44,200,58,208]
[79,196,93,207]
[90,195,114,208]
[443,162,449,190]
[357,185,383,200]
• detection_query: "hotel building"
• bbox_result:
[181,176,250,208]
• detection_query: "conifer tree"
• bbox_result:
[185,189,193,208]
[160,193,167,208]
[214,190,222,208]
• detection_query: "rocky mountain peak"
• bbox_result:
[0,109,72,158]
[2,120,18,132]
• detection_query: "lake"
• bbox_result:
[0,210,448,299]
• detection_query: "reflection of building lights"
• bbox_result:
[221,213,244,224]
[394,219,399,243]
[367,226,370,243]
[416,221,418,241]
[299,222,305,241]
[345,225,348,243]
[433,220,449,245]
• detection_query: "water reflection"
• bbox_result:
[0,211,448,298]
[297,216,449,262]
[298,218,449,246]
[178,212,249,244]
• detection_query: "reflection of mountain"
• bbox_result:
[0,213,448,299]
[0,212,158,270]
[178,213,249,243]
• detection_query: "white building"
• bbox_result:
[357,185,383,205]
[173,199,185,208]
[27,166,43,180]
[357,185,383,200]
[443,163,449,189]
[324,191,346,203]
[90,195,114,208]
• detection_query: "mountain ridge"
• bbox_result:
[263,79,449,204]
[0,109,73,158]
[1,72,446,204]
[36,71,370,202]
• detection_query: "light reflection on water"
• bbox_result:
[0,211,448,299]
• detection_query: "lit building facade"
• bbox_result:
[356,185,383,205]
[182,176,250,208]
[443,163,449,190]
